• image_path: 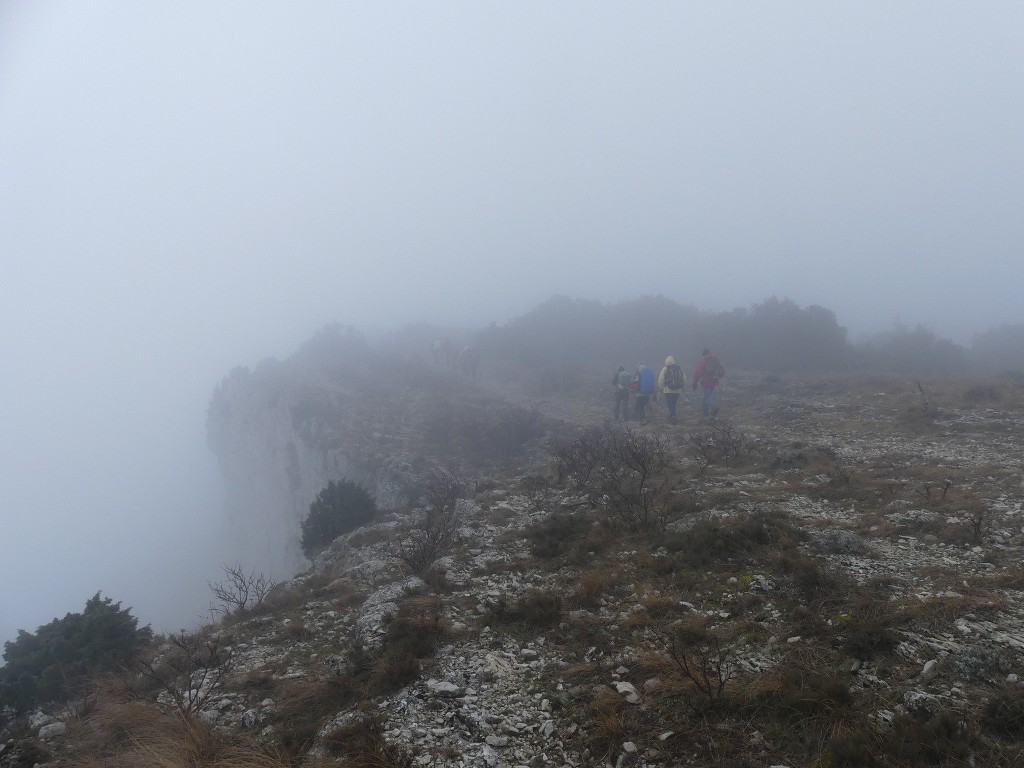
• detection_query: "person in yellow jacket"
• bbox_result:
[657,356,687,424]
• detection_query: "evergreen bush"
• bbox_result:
[301,480,376,557]
[0,592,152,713]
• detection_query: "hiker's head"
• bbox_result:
[665,356,675,366]
[702,348,711,356]
[617,366,624,372]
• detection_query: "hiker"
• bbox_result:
[632,363,656,421]
[443,338,459,369]
[460,346,480,380]
[612,365,632,420]
[693,348,725,418]
[658,356,686,424]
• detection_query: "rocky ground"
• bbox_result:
[8,363,1024,767]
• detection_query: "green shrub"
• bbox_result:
[301,480,376,557]
[0,592,152,713]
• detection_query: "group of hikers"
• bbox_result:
[432,338,480,380]
[613,349,725,424]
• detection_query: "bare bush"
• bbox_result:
[554,426,607,488]
[208,563,276,617]
[127,631,234,716]
[602,427,670,532]
[663,620,737,704]
[553,424,671,533]
[689,419,746,475]
[968,505,990,543]
[392,470,464,575]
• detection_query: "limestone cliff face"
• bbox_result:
[206,337,416,576]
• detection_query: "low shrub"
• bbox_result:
[322,713,415,766]
[552,424,672,533]
[301,480,376,558]
[488,589,563,629]
[981,686,1024,739]
[664,512,802,569]
[391,470,464,575]
[526,512,590,559]
[887,711,974,764]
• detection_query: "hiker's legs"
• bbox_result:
[702,387,718,417]
[614,390,628,419]
[633,394,649,419]
[665,393,679,423]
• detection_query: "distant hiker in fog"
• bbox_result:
[612,365,632,420]
[693,348,725,418]
[460,346,480,380]
[658,356,686,424]
[443,338,459,369]
[632,363,656,421]
[432,339,443,365]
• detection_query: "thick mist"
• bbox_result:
[3,3,1023,646]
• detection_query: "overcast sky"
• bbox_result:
[2,2,1023,645]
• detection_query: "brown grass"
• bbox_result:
[571,567,620,609]
[66,705,293,768]
[321,712,415,766]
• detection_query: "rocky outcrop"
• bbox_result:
[206,348,418,575]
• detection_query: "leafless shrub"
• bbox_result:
[520,473,562,515]
[553,424,671,532]
[689,420,746,475]
[827,460,852,487]
[208,563,276,617]
[663,620,737,704]
[968,505,990,543]
[391,470,464,575]
[602,427,670,531]
[553,426,607,488]
[127,631,234,716]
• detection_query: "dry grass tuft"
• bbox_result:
[66,706,293,768]
[487,589,563,629]
[321,712,415,766]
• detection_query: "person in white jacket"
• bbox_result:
[657,355,686,424]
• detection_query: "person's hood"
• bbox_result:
[665,356,675,366]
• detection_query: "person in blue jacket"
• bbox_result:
[632,363,656,421]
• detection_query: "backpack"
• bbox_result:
[665,364,684,390]
[704,356,725,380]
[615,370,632,391]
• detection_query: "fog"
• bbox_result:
[2,3,1022,646]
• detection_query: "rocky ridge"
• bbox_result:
[12,359,1024,767]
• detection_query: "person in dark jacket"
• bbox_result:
[612,365,632,420]
[692,349,724,418]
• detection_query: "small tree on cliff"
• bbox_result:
[301,480,377,557]
[0,592,152,713]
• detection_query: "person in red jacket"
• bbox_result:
[692,348,724,418]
